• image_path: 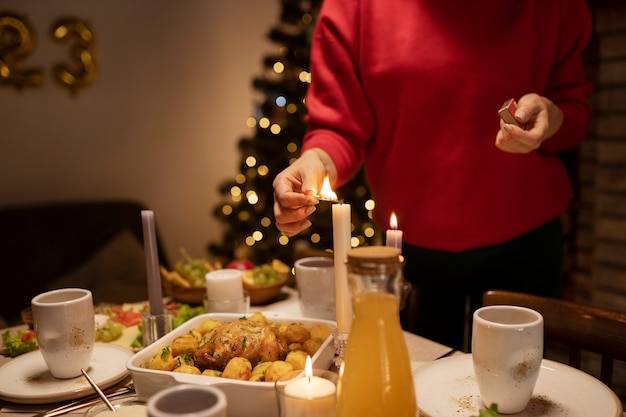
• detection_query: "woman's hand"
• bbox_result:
[496,93,563,154]
[272,149,337,236]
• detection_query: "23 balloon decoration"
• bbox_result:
[0,12,98,95]
[51,18,97,96]
[0,13,44,89]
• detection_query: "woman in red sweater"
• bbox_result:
[273,0,593,351]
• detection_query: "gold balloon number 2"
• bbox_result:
[0,12,97,95]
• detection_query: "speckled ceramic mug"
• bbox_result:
[31,288,95,379]
[471,305,544,414]
[294,256,335,320]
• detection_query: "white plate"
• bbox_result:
[0,343,132,404]
[415,353,623,417]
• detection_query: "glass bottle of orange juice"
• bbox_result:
[336,246,417,417]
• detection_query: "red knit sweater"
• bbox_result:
[302,0,593,251]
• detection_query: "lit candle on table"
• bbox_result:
[386,211,403,250]
[141,210,164,315]
[284,356,336,417]
[320,176,353,333]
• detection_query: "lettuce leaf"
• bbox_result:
[472,403,499,417]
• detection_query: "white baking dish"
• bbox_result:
[126,312,336,417]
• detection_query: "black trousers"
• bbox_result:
[401,217,563,352]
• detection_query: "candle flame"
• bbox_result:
[390,212,398,230]
[305,355,313,383]
[319,176,338,201]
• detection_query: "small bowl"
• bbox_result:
[243,275,289,305]
[20,307,34,329]
[85,394,147,417]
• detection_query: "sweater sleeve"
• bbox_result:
[540,0,593,154]
[301,0,373,186]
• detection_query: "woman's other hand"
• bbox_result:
[496,93,564,154]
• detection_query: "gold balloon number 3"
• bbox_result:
[0,12,97,95]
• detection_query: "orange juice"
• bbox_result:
[336,291,417,417]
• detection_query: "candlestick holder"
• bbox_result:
[141,311,173,346]
[332,329,349,369]
[203,292,250,314]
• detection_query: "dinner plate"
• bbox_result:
[415,353,623,417]
[0,343,132,404]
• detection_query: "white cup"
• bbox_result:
[294,257,335,320]
[471,305,544,414]
[147,384,227,417]
[31,288,95,379]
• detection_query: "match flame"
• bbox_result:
[319,176,337,201]
[390,212,398,230]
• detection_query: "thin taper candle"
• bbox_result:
[332,202,353,333]
[142,210,164,315]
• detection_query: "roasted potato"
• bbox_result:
[251,361,272,377]
[310,324,332,341]
[143,347,176,371]
[201,369,222,377]
[264,360,293,382]
[174,364,201,374]
[171,334,200,357]
[197,319,222,335]
[284,323,309,344]
[285,350,308,370]
[302,338,323,356]
[174,353,194,368]
[248,312,268,324]
[222,357,252,380]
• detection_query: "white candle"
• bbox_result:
[284,357,336,417]
[332,202,353,333]
[141,210,164,315]
[385,211,403,251]
[205,269,244,301]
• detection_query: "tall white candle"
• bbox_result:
[141,210,164,315]
[284,356,336,417]
[332,202,353,333]
[205,269,244,301]
[386,212,403,250]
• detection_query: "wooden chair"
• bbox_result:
[482,289,626,389]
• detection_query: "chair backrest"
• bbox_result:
[0,200,170,325]
[482,289,626,389]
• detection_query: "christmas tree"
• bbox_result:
[209,0,381,266]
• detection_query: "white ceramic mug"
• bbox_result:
[471,305,544,414]
[147,384,227,417]
[294,257,335,320]
[31,288,95,379]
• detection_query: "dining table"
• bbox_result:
[0,287,623,417]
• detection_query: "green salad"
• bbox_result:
[130,303,206,349]
[1,329,38,357]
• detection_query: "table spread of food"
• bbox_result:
[1,253,293,359]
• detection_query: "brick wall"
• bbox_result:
[561,0,626,406]
[567,0,626,311]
